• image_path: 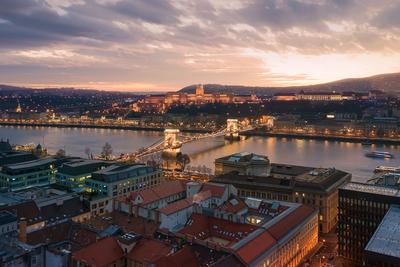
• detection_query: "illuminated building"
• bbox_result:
[0,158,57,190]
[338,182,400,266]
[173,198,318,267]
[134,84,259,113]
[56,159,112,192]
[212,152,351,233]
[85,164,163,198]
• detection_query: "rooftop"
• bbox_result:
[178,213,258,247]
[213,165,350,192]
[72,236,124,267]
[122,180,188,206]
[341,182,400,197]
[91,164,159,183]
[2,157,56,172]
[365,205,400,259]
[216,152,269,164]
[158,197,194,215]
[58,159,111,176]
[27,221,97,250]
[0,210,17,225]
[175,198,316,266]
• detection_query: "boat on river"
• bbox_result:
[365,151,394,159]
[374,165,400,173]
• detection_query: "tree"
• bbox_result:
[176,153,190,171]
[55,148,66,157]
[84,147,91,159]
[101,142,113,160]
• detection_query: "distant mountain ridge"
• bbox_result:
[179,72,400,95]
[1,72,399,95]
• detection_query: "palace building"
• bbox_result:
[132,84,259,113]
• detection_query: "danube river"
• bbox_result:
[1,125,400,182]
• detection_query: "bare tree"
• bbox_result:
[101,142,113,160]
[176,154,191,171]
[84,147,91,159]
[56,148,66,157]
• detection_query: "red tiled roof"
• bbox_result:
[236,205,316,265]
[200,183,226,198]
[127,238,171,264]
[268,205,315,240]
[0,201,41,225]
[27,221,71,246]
[129,180,188,205]
[27,221,97,249]
[192,190,211,203]
[158,197,194,215]
[154,246,199,267]
[218,197,247,214]
[235,231,276,264]
[178,213,257,246]
[72,237,124,267]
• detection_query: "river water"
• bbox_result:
[1,125,400,182]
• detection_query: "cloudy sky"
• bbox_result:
[0,0,400,91]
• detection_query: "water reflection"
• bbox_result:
[1,126,400,182]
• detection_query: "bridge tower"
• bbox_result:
[225,119,240,140]
[163,129,182,158]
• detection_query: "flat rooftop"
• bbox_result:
[213,166,350,192]
[58,159,111,176]
[90,164,159,183]
[216,152,269,164]
[2,157,56,172]
[341,182,400,197]
[365,205,400,259]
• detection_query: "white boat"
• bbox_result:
[374,166,400,173]
[365,151,394,159]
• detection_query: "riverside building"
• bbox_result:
[85,164,163,198]
[212,152,351,233]
[56,159,112,192]
[0,158,57,191]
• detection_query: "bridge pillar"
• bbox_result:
[163,129,182,158]
[225,119,240,140]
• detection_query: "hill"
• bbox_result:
[179,72,400,95]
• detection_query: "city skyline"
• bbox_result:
[1,0,400,91]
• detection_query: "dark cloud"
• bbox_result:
[372,2,400,29]
[0,0,399,89]
[107,0,180,24]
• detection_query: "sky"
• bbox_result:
[0,0,400,91]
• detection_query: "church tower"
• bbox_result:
[196,84,204,95]
[16,99,22,113]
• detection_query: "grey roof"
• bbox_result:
[90,164,159,183]
[365,205,400,259]
[58,159,111,176]
[341,182,400,197]
[3,157,56,172]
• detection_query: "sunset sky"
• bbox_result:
[1,0,400,91]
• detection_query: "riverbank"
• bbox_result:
[244,130,400,145]
[2,121,400,145]
[0,121,211,134]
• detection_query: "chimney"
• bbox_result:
[19,217,27,243]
